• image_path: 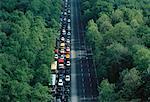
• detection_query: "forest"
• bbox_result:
[0,0,61,101]
[81,0,150,101]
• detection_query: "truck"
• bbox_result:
[51,74,56,94]
[51,61,57,72]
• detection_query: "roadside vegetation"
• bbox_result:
[0,0,61,101]
[81,0,150,101]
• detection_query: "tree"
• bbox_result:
[95,0,113,15]
[81,0,150,101]
[86,19,102,49]
[99,21,113,33]
[104,22,135,46]
[34,64,50,85]
[8,80,31,102]
[98,79,116,102]
[0,0,61,101]
[96,14,111,27]
[136,26,150,48]
[120,68,142,99]
[101,42,132,82]
[1,0,17,12]
[133,45,150,72]
[112,9,124,24]
[31,83,52,102]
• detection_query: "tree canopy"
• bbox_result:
[81,0,150,101]
[0,0,61,101]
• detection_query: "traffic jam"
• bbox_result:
[50,0,71,102]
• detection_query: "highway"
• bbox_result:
[71,0,99,102]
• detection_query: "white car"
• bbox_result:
[68,10,71,14]
[66,39,70,43]
[66,47,70,52]
[68,26,71,30]
[68,19,71,23]
[62,29,66,35]
[62,29,66,33]
[56,99,61,102]
[58,79,63,86]
[67,32,71,36]
[65,75,70,82]
[60,49,65,54]
[55,54,58,59]
[66,61,71,66]
[59,64,64,69]
[64,12,67,16]
[63,17,66,21]
[61,37,65,41]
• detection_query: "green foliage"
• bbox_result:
[31,83,52,102]
[112,9,124,24]
[105,22,135,45]
[133,45,150,71]
[121,68,142,99]
[0,0,61,101]
[98,79,115,102]
[81,0,150,101]
[86,20,102,48]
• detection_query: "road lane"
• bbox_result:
[71,0,99,101]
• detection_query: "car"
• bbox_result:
[66,33,71,38]
[58,79,63,86]
[66,60,71,66]
[55,54,58,59]
[60,49,65,54]
[62,29,66,35]
[59,73,65,79]
[63,17,67,21]
[66,54,70,59]
[59,63,64,69]
[64,12,67,16]
[67,35,71,39]
[66,47,70,52]
[57,87,63,92]
[66,43,70,48]
[68,9,71,14]
[60,18,62,22]
[66,39,70,43]
[54,49,59,54]
[67,19,71,23]
[67,22,71,27]
[62,29,66,33]
[56,98,61,102]
[65,75,70,82]
[67,32,71,36]
[65,69,70,74]
[65,87,70,95]
[67,26,71,30]
[59,69,65,74]
[61,37,65,41]
[60,54,65,59]
[51,86,56,94]
[65,5,67,8]
[60,43,65,49]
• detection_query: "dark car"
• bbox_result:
[65,68,70,74]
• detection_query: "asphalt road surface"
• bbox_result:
[71,0,99,102]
